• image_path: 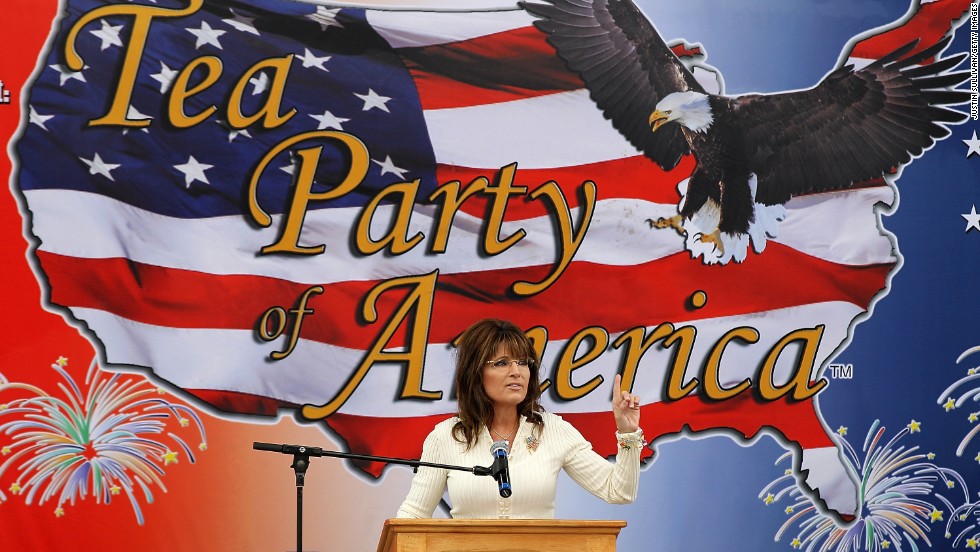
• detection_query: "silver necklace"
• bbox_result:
[490,423,517,443]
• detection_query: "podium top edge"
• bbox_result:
[382,518,627,529]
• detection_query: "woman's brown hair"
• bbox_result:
[452,319,543,449]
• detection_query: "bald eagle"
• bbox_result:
[521,0,969,263]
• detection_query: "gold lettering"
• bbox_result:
[427,177,489,254]
[553,326,609,400]
[512,180,596,296]
[168,56,221,128]
[300,272,441,420]
[64,0,204,127]
[482,163,527,255]
[227,55,297,129]
[702,327,758,400]
[758,326,827,401]
[355,180,425,255]
[524,325,551,393]
[247,131,369,254]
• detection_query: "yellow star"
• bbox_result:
[0,403,7,410]
[947,480,955,489]
[764,493,775,505]
[9,482,21,494]
[943,398,957,412]
[881,540,891,549]
[1,446,10,455]
[837,426,847,436]
[785,506,795,514]
[55,356,68,367]
[970,412,979,423]
[790,537,802,549]
[110,485,121,495]
[927,452,936,460]
[198,443,208,451]
[975,451,980,464]
[179,418,189,427]
[929,509,943,522]
[908,420,921,433]
[969,368,978,376]
[54,507,64,518]
[966,537,978,549]
[156,388,166,394]
[784,469,792,475]
[163,450,178,465]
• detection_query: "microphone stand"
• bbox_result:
[252,441,494,552]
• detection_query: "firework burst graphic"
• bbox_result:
[760,420,969,551]
[938,345,980,461]
[0,357,207,523]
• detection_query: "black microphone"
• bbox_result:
[490,440,512,498]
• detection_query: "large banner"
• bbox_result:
[2,0,979,550]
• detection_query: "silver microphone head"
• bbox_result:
[490,440,509,455]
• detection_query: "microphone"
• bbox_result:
[490,440,512,498]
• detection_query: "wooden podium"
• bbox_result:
[376,518,626,552]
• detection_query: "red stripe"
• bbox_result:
[40,246,892,349]
[850,0,970,60]
[402,26,583,110]
[434,155,693,220]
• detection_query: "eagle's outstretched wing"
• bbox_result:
[521,0,701,170]
[739,38,970,205]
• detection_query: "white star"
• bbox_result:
[122,106,152,134]
[963,205,980,233]
[90,19,123,51]
[79,153,121,181]
[218,120,252,142]
[151,61,178,93]
[49,64,87,86]
[355,89,391,113]
[174,156,214,188]
[29,106,54,131]
[965,131,980,158]
[373,155,408,179]
[228,128,252,142]
[296,48,331,71]
[250,72,269,96]
[309,110,349,130]
[306,7,344,30]
[224,9,260,35]
[186,21,226,50]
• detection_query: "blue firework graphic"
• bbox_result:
[760,420,970,551]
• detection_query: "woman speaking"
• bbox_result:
[397,318,645,519]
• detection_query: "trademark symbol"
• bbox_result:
[829,363,853,379]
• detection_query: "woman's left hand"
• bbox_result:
[612,374,641,433]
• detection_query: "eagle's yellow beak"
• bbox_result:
[649,110,669,133]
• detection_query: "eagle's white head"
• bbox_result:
[649,91,713,133]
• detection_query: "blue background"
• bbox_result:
[555,1,980,550]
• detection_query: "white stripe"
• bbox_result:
[775,186,896,266]
[27,186,895,278]
[82,300,862,417]
[367,8,534,48]
[424,90,642,168]
[28,186,895,282]
[303,0,522,14]
[800,446,859,516]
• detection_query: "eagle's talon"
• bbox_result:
[695,230,725,255]
[647,215,686,236]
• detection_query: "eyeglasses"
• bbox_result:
[485,357,534,369]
